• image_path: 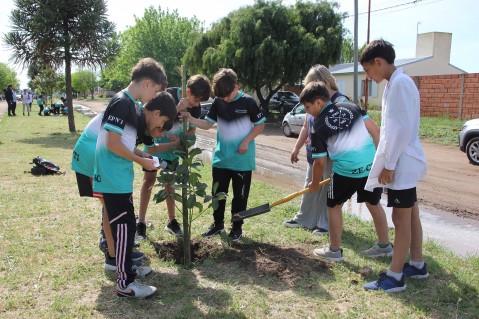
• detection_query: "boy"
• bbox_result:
[137,74,212,239]
[72,111,146,272]
[361,39,428,293]
[5,85,16,116]
[37,92,45,116]
[93,57,177,298]
[21,89,31,116]
[301,81,385,262]
[181,68,265,242]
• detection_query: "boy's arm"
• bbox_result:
[145,135,181,154]
[291,117,309,163]
[308,157,327,192]
[107,131,157,171]
[238,123,264,154]
[364,118,380,148]
[181,112,214,130]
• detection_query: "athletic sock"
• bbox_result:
[409,260,425,269]
[386,270,403,281]
[329,246,341,253]
[378,242,390,248]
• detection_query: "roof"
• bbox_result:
[329,56,433,75]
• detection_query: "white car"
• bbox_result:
[282,103,306,137]
[459,118,479,165]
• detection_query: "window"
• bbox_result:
[361,79,378,97]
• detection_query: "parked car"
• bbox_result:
[265,91,300,116]
[459,118,479,165]
[282,103,306,137]
[200,102,212,119]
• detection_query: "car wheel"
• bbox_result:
[466,136,479,165]
[282,123,292,137]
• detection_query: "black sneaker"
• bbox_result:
[228,227,243,242]
[201,223,225,238]
[165,219,183,237]
[100,238,144,260]
[136,222,147,240]
[99,238,108,255]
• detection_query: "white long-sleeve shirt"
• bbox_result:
[365,67,427,191]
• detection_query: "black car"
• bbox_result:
[200,102,212,119]
[265,91,300,115]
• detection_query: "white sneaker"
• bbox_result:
[283,220,301,228]
[313,246,344,261]
[116,280,157,298]
[133,265,152,277]
[361,243,394,258]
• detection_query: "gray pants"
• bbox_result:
[293,159,333,230]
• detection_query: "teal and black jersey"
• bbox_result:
[205,92,266,171]
[71,112,103,177]
[93,90,153,193]
[144,87,201,161]
[311,102,375,178]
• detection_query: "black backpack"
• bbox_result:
[30,156,65,176]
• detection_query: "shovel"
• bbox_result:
[232,178,331,222]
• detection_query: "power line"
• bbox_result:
[343,0,443,20]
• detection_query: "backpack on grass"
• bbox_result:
[29,156,65,176]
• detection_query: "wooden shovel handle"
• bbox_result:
[270,178,330,208]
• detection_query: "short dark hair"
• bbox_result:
[144,91,177,131]
[300,81,331,104]
[212,68,237,98]
[360,39,396,65]
[187,75,212,102]
[131,58,168,88]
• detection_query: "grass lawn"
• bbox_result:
[0,112,477,318]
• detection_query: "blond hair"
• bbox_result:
[303,64,338,91]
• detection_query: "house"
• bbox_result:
[329,32,467,106]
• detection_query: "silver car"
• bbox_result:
[282,103,306,137]
[459,118,479,165]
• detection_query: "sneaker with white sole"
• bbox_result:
[104,256,143,272]
[283,220,301,228]
[364,273,406,293]
[136,222,147,240]
[202,223,225,238]
[361,243,394,258]
[133,265,152,277]
[403,262,429,279]
[312,228,328,236]
[313,246,344,261]
[116,280,157,298]
[165,219,183,237]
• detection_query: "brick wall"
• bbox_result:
[414,73,479,119]
[286,73,479,119]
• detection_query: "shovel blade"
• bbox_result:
[232,203,271,222]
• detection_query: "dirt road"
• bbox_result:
[74,99,478,220]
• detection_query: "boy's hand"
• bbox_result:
[179,111,191,122]
[238,140,249,154]
[378,168,395,185]
[176,98,190,112]
[168,134,181,147]
[291,149,300,164]
[307,181,321,193]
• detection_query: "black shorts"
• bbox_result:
[327,173,382,208]
[142,158,178,172]
[75,172,102,198]
[386,188,417,208]
[102,193,135,224]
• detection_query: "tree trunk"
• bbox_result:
[64,27,76,132]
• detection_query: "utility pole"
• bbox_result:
[353,0,359,104]
[364,0,371,110]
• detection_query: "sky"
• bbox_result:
[0,0,477,88]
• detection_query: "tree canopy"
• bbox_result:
[0,62,19,90]
[4,0,119,132]
[100,6,203,91]
[183,0,346,110]
[30,66,65,106]
[72,70,97,99]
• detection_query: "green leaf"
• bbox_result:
[187,195,197,209]
[189,148,203,158]
[153,189,168,203]
[194,202,203,211]
[172,193,183,202]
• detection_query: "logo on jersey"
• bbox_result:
[325,106,353,130]
[107,115,124,125]
[235,109,247,114]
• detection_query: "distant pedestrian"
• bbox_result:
[37,92,45,115]
[5,85,16,116]
[21,89,31,116]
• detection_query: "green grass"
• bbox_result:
[0,112,478,318]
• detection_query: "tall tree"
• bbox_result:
[3,0,119,132]
[72,69,97,99]
[339,35,367,64]
[183,0,345,112]
[100,6,202,90]
[0,62,19,90]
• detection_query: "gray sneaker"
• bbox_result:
[312,228,328,236]
[313,246,344,261]
[283,220,301,228]
[133,265,152,277]
[361,243,394,258]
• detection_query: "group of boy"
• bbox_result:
[71,38,428,299]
